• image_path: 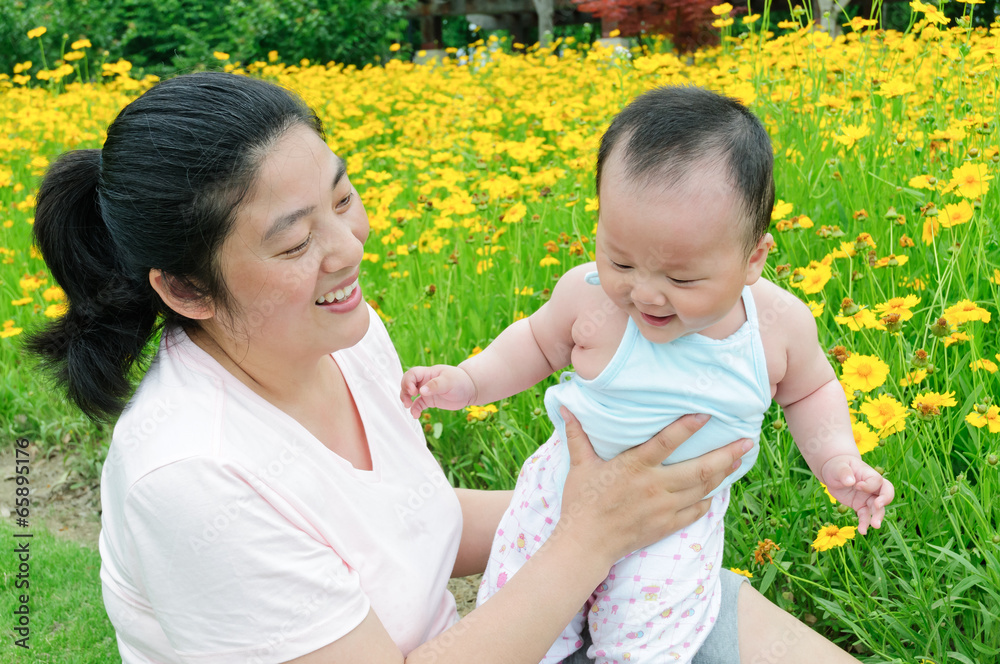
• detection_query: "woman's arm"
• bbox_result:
[287,412,751,664]
[451,488,514,578]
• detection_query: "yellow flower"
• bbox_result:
[389,43,401,52]
[943,300,991,326]
[729,567,753,578]
[819,482,837,504]
[609,29,621,37]
[1,320,23,339]
[991,269,1000,286]
[873,295,919,322]
[268,50,279,62]
[843,16,877,31]
[27,26,47,39]
[834,124,870,149]
[503,201,527,224]
[42,286,66,302]
[940,200,974,228]
[71,38,91,50]
[539,255,560,267]
[712,17,734,27]
[873,254,908,268]
[944,162,991,199]
[19,275,47,292]
[966,406,1000,432]
[911,391,957,417]
[771,200,793,221]
[11,297,32,306]
[711,2,734,14]
[790,261,832,294]
[466,404,498,422]
[943,331,972,347]
[806,301,825,318]
[44,303,67,318]
[743,13,761,24]
[908,175,938,190]
[213,51,230,61]
[841,354,889,393]
[852,420,879,454]
[970,359,998,373]
[835,308,884,331]
[899,369,927,387]
[877,78,916,98]
[811,524,856,551]
[922,217,940,245]
[860,394,908,436]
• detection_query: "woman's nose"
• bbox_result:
[318,220,364,274]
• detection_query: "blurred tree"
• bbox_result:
[572,0,721,51]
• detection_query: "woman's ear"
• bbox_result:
[149,269,214,320]
[744,233,774,285]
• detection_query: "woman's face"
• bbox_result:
[211,123,371,363]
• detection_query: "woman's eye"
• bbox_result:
[285,234,311,256]
[336,191,353,210]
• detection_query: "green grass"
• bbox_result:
[0,520,117,662]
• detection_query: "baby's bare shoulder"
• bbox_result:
[751,278,816,340]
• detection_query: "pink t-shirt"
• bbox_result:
[99,306,462,663]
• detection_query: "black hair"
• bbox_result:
[25,72,323,420]
[595,85,775,256]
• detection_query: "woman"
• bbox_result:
[27,72,859,663]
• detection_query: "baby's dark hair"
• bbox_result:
[25,72,322,421]
[596,85,775,256]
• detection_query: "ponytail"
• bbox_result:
[24,150,160,421]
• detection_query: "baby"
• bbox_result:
[401,86,893,663]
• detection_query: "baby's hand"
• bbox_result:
[400,365,478,418]
[820,454,895,535]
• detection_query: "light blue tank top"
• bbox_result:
[544,272,772,497]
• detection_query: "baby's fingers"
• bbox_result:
[856,504,872,536]
[419,375,449,396]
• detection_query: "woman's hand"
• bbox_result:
[554,408,753,566]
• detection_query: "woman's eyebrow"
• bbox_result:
[261,157,348,245]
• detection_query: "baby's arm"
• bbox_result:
[401,264,592,417]
[767,285,895,534]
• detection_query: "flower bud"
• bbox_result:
[874,466,884,475]
[930,317,950,337]
[948,485,959,496]
[988,454,997,466]
[771,420,785,431]
[840,298,860,316]
[881,313,903,332]
[775,264,791,279]
[837,503,850,514]
[912,349,929,367]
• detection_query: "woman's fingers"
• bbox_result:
[562,407,601,468]
[624,413,711,468]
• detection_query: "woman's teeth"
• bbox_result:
[316,280,357,304]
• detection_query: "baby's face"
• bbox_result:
[595,157,770,344]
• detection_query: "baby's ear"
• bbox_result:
[744,233,774,285]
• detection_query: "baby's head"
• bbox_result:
[593,86,775,342]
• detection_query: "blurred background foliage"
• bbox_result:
[0,0,418,77]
